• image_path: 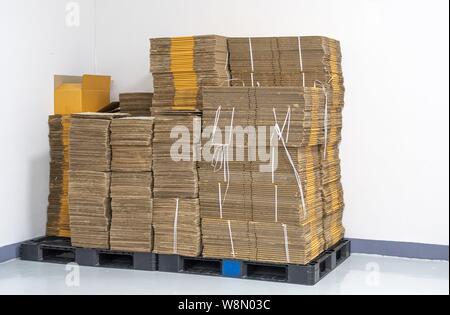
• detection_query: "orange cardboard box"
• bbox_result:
[54,74,111,115]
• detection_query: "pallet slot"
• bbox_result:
[246,264,288,281]
[182,258,222,275]
[319,259,329,277]
[335,241,350,266]
[336,248,342,262]
[98,253,133,268]
[42,247,75,263]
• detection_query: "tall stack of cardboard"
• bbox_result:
[152,115,202,257]
[68,113,127,249]
[320,120,345,248]
[227,36,346,250]
[227,37,342,88]
[202,218,256,260]
[149,35,229,256]
[150,35,229,115]
[56,35,344,265]
[48,74,111,239]
[200,86,327,264]
[119,93,153,117]
[110,117,154,252]
[46,115,71,237]
[152,198,201,257]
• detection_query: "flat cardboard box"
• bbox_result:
[54,75,111,115]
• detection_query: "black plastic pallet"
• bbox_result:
[20,237,350,285]
[20,236,157,271]
[158,239,351,285]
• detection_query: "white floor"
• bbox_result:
[0,254,448,295]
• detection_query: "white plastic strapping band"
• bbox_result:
[271,106,291,143]
[249,38,255,87]
[173,198,179,254]
[282,224,290,263]
[271,108,308,217]
[249,38,255,72]
[284,107,291,144]
[211,107,235,213]
[298,37,305,87]
[298,37,304,71]
[275,184,278,222]
[218,182,223,219]
[271,146,276,184]
[228,220,236,258]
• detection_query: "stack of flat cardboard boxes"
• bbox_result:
[119,93,153,117]
[227,36,346,251]
[149,35,231,257]
[46,115,71,237]
[150,35,229,115]
[110,117,154,252]
[68,113,127,249]
[200,87,327,264]
[152,116,202,257]
[46,35,345,266]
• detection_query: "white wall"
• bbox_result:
[94,0,449,245]
[0,0,95,247]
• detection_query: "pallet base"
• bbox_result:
[20,237,350,285]
[20,236,157,271]
[158,240,351,285]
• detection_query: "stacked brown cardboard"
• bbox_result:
[110,117,154,252]
[152,115,201,257]
[150,35,229,115]
[119,93,153,116]
[202,218,257,261]
[250,221,322,264]
[111,117,154,172]
[227,36,343,90]
[153,116,200,198]
[46,115,71,237]
[320,142,345,248]
[152,198,201,257]
[68,113,127,249]
[200,87,327,264]
[228,36,346,250]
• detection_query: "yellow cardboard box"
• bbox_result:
[54,74,111,115]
